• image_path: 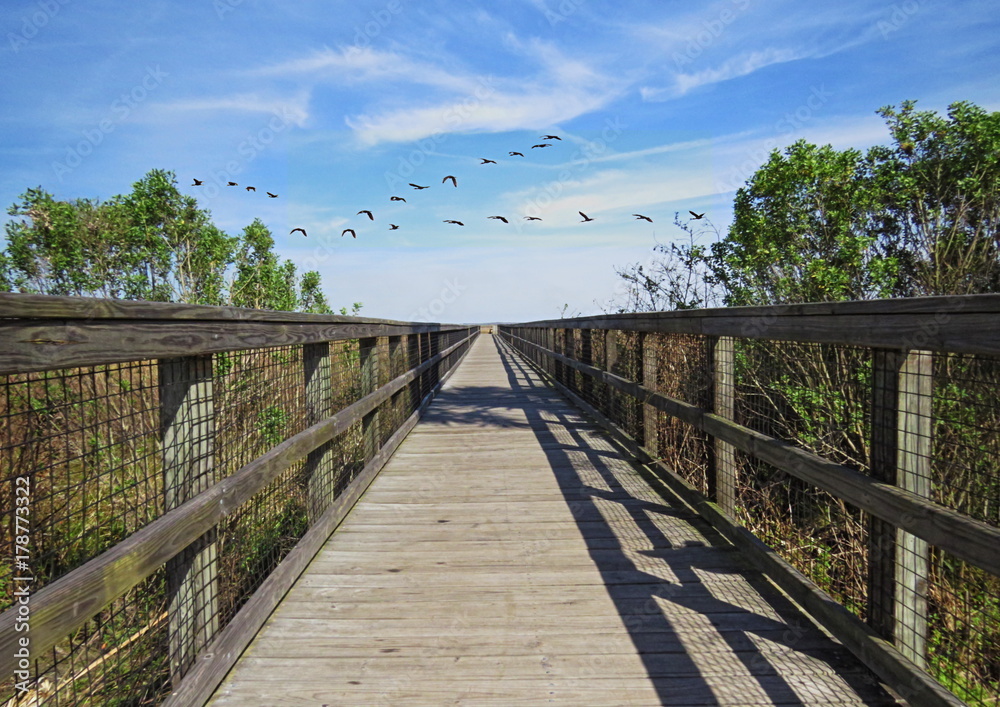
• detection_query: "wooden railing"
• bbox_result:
[499,294,1000,707]
[0,293,478,705]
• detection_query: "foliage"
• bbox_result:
[1,169,336,312]
[611,100,1000,311]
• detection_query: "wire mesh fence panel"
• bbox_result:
[1,362,163,602]
[499,307,1000,707]
[0,301,475,707]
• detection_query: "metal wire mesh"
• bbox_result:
[498,321,1000,706]
[1,326,474,706]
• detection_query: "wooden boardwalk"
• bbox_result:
[209,335,898,706]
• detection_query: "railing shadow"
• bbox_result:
[486,336,892,705]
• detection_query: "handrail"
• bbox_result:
[0,292,479,705]
[0,333,472,677]
[503,331,1000,576]
[498,295,1000,707]
[505,293,998,355]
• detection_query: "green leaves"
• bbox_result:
[2,169,333,312]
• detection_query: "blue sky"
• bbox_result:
[2,0,999,323]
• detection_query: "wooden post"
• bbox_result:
[868,349,931,669]
[896,350,931,668]
[160,355,217,685]
[605,330,619,422]
[388,336,404,431]
[642,333,659,458]
[359,337,379,464]
[554,329,566,387]
[712,337,737,513]
[580,329,593,404]
[302,342,334,521]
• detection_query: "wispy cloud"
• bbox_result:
[643,46,809,101]
[155,92,311,126]
[340,38,625,146]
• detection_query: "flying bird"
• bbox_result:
[389,224,399,230]
[579,211,594,222]
[290,228,307,237]
[191,179,203,186]
[246,186,256,192]
[633,214,653,222]
[443,220,464,226]
[358,210,374,220]
[523,216,542,221]
[266,192,278,198]
[443,175,457,187]
[531,144,552,149]
[227,181,238,186]
[509,151,524,157]
[342,228,356,238]
[541,134,562,141]
[390,196,406,202]
[479,158,497,164]
[409,183,430,189]
[689,211,705,220]
[488,216,509,223]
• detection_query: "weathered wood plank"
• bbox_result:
[510,298,1000,355]
[0,320,469,375]
[0,333,475,679]
[160,355,219,684]
[505,330,1000,578]
[500,334,961,707]
[208,335,894,707]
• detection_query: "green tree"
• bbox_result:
[230,218,299,311]
[2,169,336,313]
[299,270,333,314]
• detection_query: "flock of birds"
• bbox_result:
[190,134,707,240]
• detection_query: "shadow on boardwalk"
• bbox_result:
[485,336,895,706]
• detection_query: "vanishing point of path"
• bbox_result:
[209,334,899,706]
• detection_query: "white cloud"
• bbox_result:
[660,47,809,99]
[256,46,479,93]
[156,92,310,127]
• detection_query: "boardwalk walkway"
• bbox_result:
[209,335,898,706]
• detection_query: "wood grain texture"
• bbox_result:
[499,334,960,707]
[507,295,1000,355]
[208,335,896,707]
[165,336,476,706]
[504,330,1000,578]
[0,320,471,375]
[0,332,475,679]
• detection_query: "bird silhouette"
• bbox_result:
[479,158,497,164]
[443,220,464,226]
[358,210,374,220]
[579,211,594,222]
[633,214,653,222]
[390,196,406,202]
[409,183,430,189]
[389,224,399,230]
[246,186,256,192]
[689,211,705,219]
[488,216,509,223]
[342,228,356,238]
[290,228,307,237]
[531,144,551,149]
[523,216,542,221]
[443,175,458,187]
[509,151,524,157]
[227,181,238,186]
[541,134,562,141]
[266,192,278,198]
[191,179,203,186]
